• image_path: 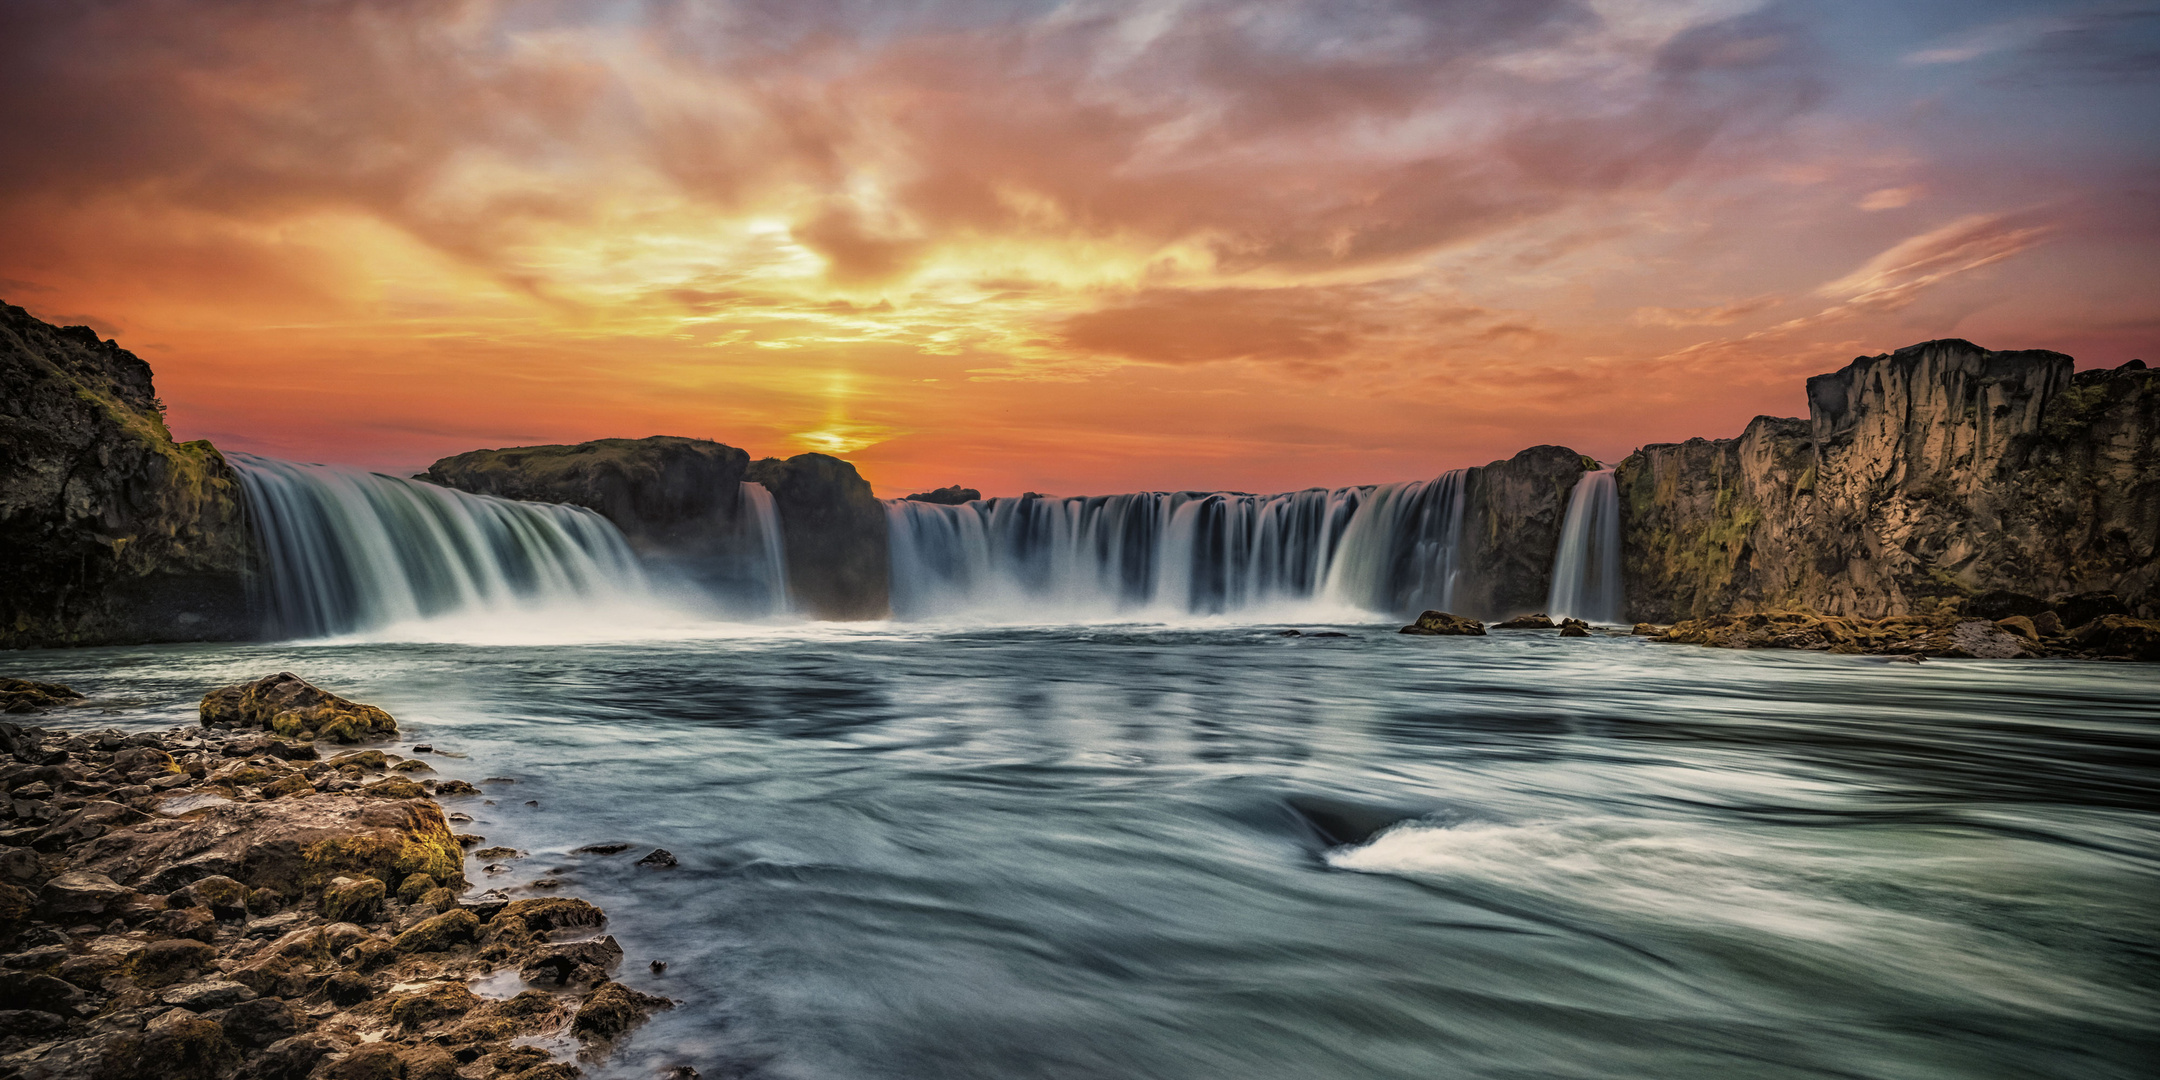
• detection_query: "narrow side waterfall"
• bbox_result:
[740,481,791,615]
[1547,467,1622,623]
[886,473,1468,620]
[230,453,650,638]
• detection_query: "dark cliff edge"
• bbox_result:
[1619,339,2157,621]
[746,453,892,620]
[0,303,253,649]
[1456,445,1592,619]
[421,439,893,620]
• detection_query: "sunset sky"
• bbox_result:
[4,0,2155,497]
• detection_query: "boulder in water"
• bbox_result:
[199,672,396,743]
[1494,614,1555,629]
[1,679,83,714]
[1558,618,1591,637]
[2067,615,2160,660]
[1398,611,1486,636]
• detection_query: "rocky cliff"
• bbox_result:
[0,303,252,648]
[421,439,892,620]
[745,453,892,620]
[1618,340,2157,621]
[1455,445,1592,619]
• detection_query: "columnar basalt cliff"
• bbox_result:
[0,303,253,649]
[1618,340,2157,621]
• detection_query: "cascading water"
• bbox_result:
[885,473,1468,621]
[1547,467,1622,624]
[738,481,790,616]
[230,453,651,638]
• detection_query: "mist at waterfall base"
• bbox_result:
[72,456,2151,1078]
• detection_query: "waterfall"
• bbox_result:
[230,453,651,638]
[740,481,790,615]
[885,472,1468,621]
[1547,467,1622,624]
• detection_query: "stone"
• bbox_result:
[247,1033,339,1080]
[37,869,130,917]
[0,970,87,1013]
[498,896,606,934]
[636,848,678,869]
[323,969,375,1006]
[395,872,437,904]
[392,908,479,953]
[572,980,673,1041]
[1559,618,1591,638]
[172,873,249,919]
[521,935,623,986]
[1493,614,1555,629]
[133,938,218,988]
[0,679,84,714]
[69,791,466,897]
[320,876,385,924]
[323,1041,404,1080]
[2032,609,2064,637]
[903,485,981,505]
[158,978,257,1010]
[197,673,397,743]
[418,886,458,913]
[400,1044,460,1080]
[144,904,218,941]
[572,842,632,855]
[259,773,314,799]
[1994,615,2040,643]
[2068,615,2160,660]
[387,979,480,1029]
[1398,611,1486,636]
[137,1008,239,1080]
[221,995,297,1048]
[434,779,480,796]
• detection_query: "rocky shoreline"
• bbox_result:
[0,675,688,1080]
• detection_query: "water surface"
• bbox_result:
[9,625,2157,1080]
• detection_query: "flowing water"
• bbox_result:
[1548,468,1622,624]
[885,474,1468,621]
[8,626,2157,1080]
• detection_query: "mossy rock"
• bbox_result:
[137,1013,238,1080]
[322,1040,401,1080]
[175,874,249,919]
[328,750,389,770]
[131,937,217,988]
[363,777,428,800]
[393,908,479,953]
[395,872,438,904]
[418,886,459,913]
[199,672,396,743]
[320,876,385,923]
[260,773,314,799]
[572,980,673,1041]
[388,979,481,1029]
[499,896,605,934]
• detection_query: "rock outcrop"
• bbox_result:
[1398,611,1486,636]
[198,673,397,744]
[1453,445,1593,618]
[745,453,892,620]
[0,682,682,1078]
[904,485,981,505]
[1619,341,2156,621]
[0,302,253,648]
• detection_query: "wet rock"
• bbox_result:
[573,979,674,1042]
[0,680,84,714]
[395,872,438,904]
[71,791,465,897]
[1558,618,1591,638]
[323,1041,403,1080]
[134,938,218,988]
[138,1007,239,1080]
[666,1067,702,1080]
[2067,615,2160,660]
[392,908,479,953]
[636,849,677,869]
[2032,609,2065,637]
[473,847,522,861]
[37,870,130,918]
[0,970,87,1013]
[498,896,606,934]
[259,773,313,800]
[144,904,218,941]
[320,876,385,923]
[221,995,297,1048]
[418,886,458,913]
[322,969,374,1006]
[573,843,632,856]
[243,1033,339,1080]
[1493,614,1556,629]
[1397,611,1486,636]
[158,978,257,1010]
[1631,622,1664,636]
[521,935,623,986]
[5,943,70,968]
[434,779,480,796]
[400,1044,460,1080]
[650,960,666,975]
[172,873,250,919]
[198,673,397,743]
[387,980,480,1030]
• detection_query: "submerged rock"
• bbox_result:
[1,679,83,714]
[1558,618,1591,637]
[198,672,397,743]
[1493,614,1556,629]
[1398,611,1487,636]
